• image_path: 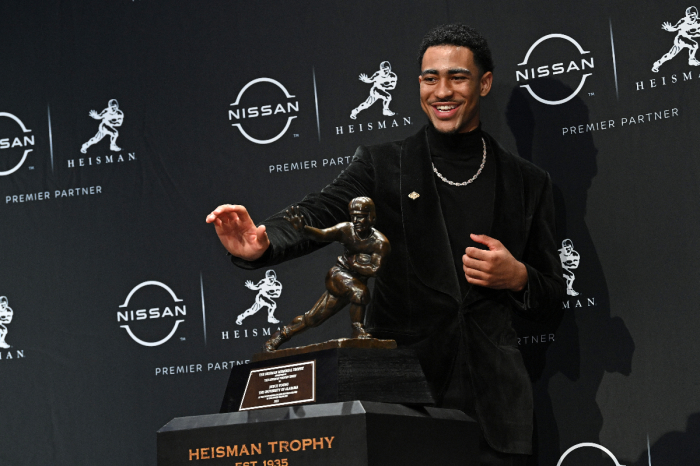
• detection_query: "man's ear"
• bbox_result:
[480,71,493,97]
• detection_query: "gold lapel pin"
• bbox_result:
[408,191,420,200]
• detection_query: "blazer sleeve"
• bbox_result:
[231,146,376,270]
[511,172,566,321]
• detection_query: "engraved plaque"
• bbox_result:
[239,360,316,411]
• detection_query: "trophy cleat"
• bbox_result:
[351,322,372,339]
[268,316,280,324]
[263,328,290,352]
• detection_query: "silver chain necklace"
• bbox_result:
[431,137,487,187]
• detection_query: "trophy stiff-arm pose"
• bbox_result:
[236,270,283,325]
[81,99,124,153]
[350,61,398,119]
[652,6,700,72]
[264,198,390,352]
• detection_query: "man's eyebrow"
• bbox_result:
[420,68,472,77]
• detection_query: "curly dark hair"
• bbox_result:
[417,24,494,75]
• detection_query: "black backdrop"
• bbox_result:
[2,1,700,465]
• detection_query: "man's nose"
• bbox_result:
[434,78,453,99]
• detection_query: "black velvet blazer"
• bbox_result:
[235,126,565,454]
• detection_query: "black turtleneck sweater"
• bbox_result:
[426,123,497,419]
[426,123,496,299]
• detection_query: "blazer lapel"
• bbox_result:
[486,133,527,259]
[400,127,461,304]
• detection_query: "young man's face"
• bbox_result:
[419,45,493,134]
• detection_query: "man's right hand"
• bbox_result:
[206,204,270,261]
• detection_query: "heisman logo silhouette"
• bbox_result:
[350,61,398,119]
[236,270,283,325]
[0,296,14,349]
[81,99,124,153]
[559,239,581,297]
[652,6,700,72]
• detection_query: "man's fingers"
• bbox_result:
[463,265,489,283]
[213,204,248,217]
[463,254,492,274]
[466,277,489,287]
[256,225,268,244]
[208,204,241,222]
[465,246,489,261]
[216,211,239,227]
[212,205,258,228]
[470,233,502,250]
[230,205,253,225]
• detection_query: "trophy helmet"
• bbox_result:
[349,197,376,224]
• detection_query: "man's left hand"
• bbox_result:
[463,234,528,292]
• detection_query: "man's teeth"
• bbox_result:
[436,105,456,111]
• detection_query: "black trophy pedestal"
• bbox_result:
[157,401,479,466]
[220,347,434,412]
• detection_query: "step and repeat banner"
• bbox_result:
[2,0,699,464]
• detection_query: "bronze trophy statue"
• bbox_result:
[263,197,391,352]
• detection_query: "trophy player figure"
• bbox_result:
[263,197,390,352]
[81,99,124,153]
[350,61,398,119]
[236,270,283,325]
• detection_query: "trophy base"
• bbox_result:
[221,346,435,412]
[252,337,397,362]
[159,401,478,466]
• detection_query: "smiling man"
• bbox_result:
[419,44,491,134]
[208,24,564,466]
